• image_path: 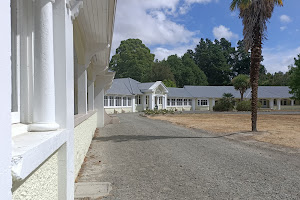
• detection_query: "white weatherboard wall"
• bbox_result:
[74,112,98,178]
[12,152,59,200]
[0,0,12,198]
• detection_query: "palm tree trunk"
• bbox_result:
[250,22,262,132]
[240,91,244,101]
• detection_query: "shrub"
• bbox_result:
[236,100,262,111]
[213,93,235,111]
[143,109,175,115]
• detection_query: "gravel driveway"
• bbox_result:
[76,113,300,200]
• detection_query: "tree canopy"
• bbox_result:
[232,74,250,101]
[110,38,295,89]
[109,39,154,82]
[289,55,300,100]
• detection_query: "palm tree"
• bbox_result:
[230,0,283,131]
[232,74,250,101]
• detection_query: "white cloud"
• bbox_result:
[280,26,287,31]
[111,0,198,58]
[280,15,292,23]
[212,25,238,41]
[153,38,199,60]
[179,0,214,14]
[262,47,300,73]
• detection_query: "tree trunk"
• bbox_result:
[250,23,262,132]
[240,91,244,101]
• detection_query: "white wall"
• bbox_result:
[0,0,12,198]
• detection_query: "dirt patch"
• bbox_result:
[150,113,300,149]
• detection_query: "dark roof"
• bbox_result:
[167,87,193,98]
[106,78,142,95]
[138,82,155,91]
[184,86,292,99]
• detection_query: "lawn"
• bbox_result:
[150,113,300,149]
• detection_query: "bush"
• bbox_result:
[213,93,235,112]
[236,100,262,111]
[143,109,175,115]
[236,100,251,111]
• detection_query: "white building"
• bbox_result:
[1,0,117,199]
[105,78,300,113]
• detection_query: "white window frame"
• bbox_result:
[171,99,176,106]
[167,99,170,106]
[128,97,132,106]
[109,96,114,107]
[200,99,208,106]
[183,99,187,106]
[188,99,192,106]
[104,96,108,107]
[177,99,183,106]
[146,95,149,105]
[116,97,122,107]
[123,97,127,107]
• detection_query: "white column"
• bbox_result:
[164,94,168,109]
[277,99,281,110]
[78,65,87,114]
[95,86,105,128]
[29,0,59,132]
[142,95,146,110]
[269,98,274,109]
[291,99,294,106]
[149,94,154,110]
[132,95,136,112]
[162,96,166,109]
[212,98,216,107]
[192,99,196,111]
[0,0,12,197]
[88,80,94,111]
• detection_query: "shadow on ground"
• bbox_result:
[92,132,246,143]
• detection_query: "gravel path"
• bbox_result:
[76,113,300,200]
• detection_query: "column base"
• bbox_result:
[28,122,59,132]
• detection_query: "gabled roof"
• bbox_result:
[167,88,193,98]
[245,86,293,99]
[138,82,155,91]
[106,78,142,95]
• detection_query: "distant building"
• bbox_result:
[105,78,300,113]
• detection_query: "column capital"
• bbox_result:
[66,0,84,20]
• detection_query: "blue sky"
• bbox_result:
[112,0,300,73]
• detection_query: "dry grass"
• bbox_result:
[150,114,300,149]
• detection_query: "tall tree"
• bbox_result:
[230,0,283,131]
[194,38,231,85]
[232,74,250,101]
[150,62,175,83]
[109,39,155,82]
[231,40,251,77]
[289,55,300,100]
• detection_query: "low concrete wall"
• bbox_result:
[74,112,97,179]
[105,107,132,114]
[12,152,59,200]
[167,106,192,111]
[195,106,209,111]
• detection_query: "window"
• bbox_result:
[184,99,187,106]
[283,99,287,105]
[159,97,162,104]
[128,97,132,106]
[188,99,192,106]
[123,97,127,106]
[138,95,142,104]
[167,99,170,106]
[109,96,114,106]
[201,100,208,106]
[146,95,149,105]
[171,99,176,106]
[198,99,208,106]
[116,97,122,106]
[104,96,108,107]
[177,99,183,106]
[274,99,277,105]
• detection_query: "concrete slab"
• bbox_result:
[74,182,112,199]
